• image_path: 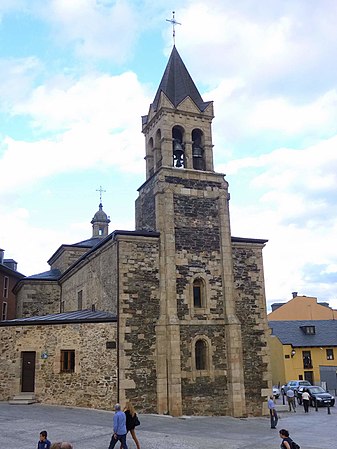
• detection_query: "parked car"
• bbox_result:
[281,380,312,396]
[272,386,280,398]
[297,385,335,407]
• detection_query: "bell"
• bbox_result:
[173,140,184,167]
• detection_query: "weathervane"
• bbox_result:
[166,11,181,45]
[96,185,106,204]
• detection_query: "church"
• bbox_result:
[0,46,271,417]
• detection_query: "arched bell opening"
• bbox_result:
[192,128,205,170]
[154,128,162,170]
[148,137,154,176]
[172,126,185,168]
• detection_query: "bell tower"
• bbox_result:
[136,46,247,417]
[142,46,214,178]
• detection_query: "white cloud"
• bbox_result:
[0,71,150,192]
[0,57,42,110]
[37,0,139,62]
[226,135,337,305]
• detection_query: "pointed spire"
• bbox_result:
[152,46,210,113]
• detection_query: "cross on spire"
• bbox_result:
[166,11,181,45]
[96,185,106,204]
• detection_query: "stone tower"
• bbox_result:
[136,46,248,417]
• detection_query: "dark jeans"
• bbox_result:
[270,409,278,428]
[108,433,128,449]
[303,399,310,413]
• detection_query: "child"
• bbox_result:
[38,430,51,449]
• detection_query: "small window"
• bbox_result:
[3,276,9,298]
[77,290,83,310]
[326,349,334,360]
[2,302,7,320]
[98,228,103,236]
[195,339,207,370]
[300,325,315,335]
[60,350,75,373]
[193,278,205,308]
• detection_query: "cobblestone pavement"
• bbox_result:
[0,401,336,449]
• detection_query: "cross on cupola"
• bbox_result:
[96,185,106,204]
[91,186,110,238]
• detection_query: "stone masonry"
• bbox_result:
[0,321,117,410]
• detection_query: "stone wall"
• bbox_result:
[16,281,61,318]
[180,324,228,415]
[61,241,117,314]
[232,241,271,416]
[135,176,157,231]
[117,235,160,413]
[50,246,89,273]
[0,321,117,410]
[172,183,230,415]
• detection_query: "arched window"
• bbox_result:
[172,126,185,168]
[192,128,205,170]
[148,137,154,176]
[195,339,207,370]
[154,129,162,170]
[193,278,204,308]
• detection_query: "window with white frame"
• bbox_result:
[3,276,9,298]
[2,302,7,320]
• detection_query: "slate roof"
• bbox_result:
[0,262,25,278]
[269,320,337,347]
[72,237,103,248]
[25,268,62,280]
[151,46,211,113]
[0,309,116,326]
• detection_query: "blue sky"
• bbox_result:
[1,0,337,310]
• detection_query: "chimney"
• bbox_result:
[0,249,4,264]
[292,292,298,298]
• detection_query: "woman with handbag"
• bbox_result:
[120,402,141,449]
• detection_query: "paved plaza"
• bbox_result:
[0,400,336,449]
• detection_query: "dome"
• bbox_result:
[91,203,110,224]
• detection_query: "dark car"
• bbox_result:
[281,380,311,396]
[297,385,335,407]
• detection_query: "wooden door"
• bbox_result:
[21,351,36,392]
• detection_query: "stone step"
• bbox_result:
[9,398,36,405]
[9,393,37,405]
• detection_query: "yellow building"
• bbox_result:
[268,294,337,321]
[269,320,337,391]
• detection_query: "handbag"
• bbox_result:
[134,415,140,427]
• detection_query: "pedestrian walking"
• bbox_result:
[120,402,141,449]
[286,389,296,412]
[108,403,129,449]
[279,429,300,449]
[302,388,310,413]
[268,396,278,429]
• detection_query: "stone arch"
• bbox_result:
[193,277,205,309]
[191,335,214,379]
[192,128,205,170]
[172,125,185,168]
[148,137,154,176]
[189,274,210,316]
[154,128,162,170]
